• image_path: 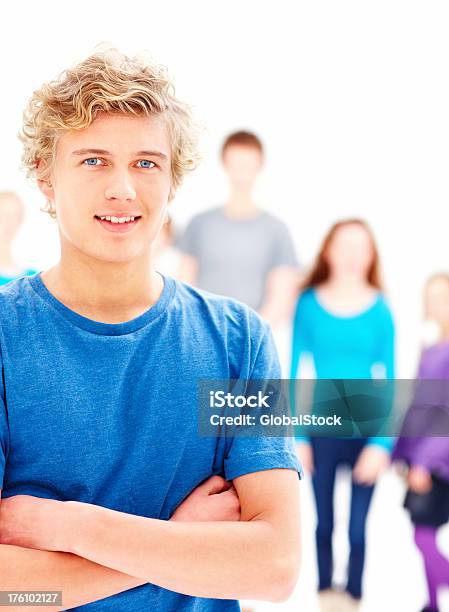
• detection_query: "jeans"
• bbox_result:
[311,437,375,599]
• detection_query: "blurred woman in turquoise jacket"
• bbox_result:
[290,219,395,612]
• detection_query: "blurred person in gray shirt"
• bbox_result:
[178,131,299,327]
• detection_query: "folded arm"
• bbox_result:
[0,543,144,611]
[62,469,300,602]
[0,475,240,610]
[1,469,300,603]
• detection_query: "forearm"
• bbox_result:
[259,268,299,327]
[0,543,145,610]
[67,503,298,602]
[259,293,294,327]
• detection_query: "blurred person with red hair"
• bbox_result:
[290,219,395,611]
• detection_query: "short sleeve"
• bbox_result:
[0,356,9,489]
[270,221,298,269]
[176,216,202,258]
[223,321,303,481]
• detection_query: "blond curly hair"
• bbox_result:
[20,48,201,217]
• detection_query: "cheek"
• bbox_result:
[54,177,91,222]
[357,251,373,269]
[4,211,22,227]
[227,166,248,181]
[435,297,449,315]
[331,249,352,267]
[142,181,172,210]
[55,199,89,244]
[340,244,371,268]
[57,201,82,226]
[137,176,171,204]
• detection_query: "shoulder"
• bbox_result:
[260,211,291,233]
[294,288,315,312]
[421,341,449,360]
[0,275,34,310]
[170,278,276,377]
[418,342,449,378]
[172,278,269,343]
[184,206,223,229]
[373,293,395,322]
[0,276,37,342]
[170,279,273,378]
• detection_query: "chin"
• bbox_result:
[90,248,145,265]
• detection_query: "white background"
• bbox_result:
[2,2,449,610]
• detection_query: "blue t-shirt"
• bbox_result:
[0,273,301,611]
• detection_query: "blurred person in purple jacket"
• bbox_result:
[393,273,449,612]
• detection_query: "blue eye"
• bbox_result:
[83,158,103,166]
[137,160,155,169]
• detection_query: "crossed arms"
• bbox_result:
[0,469,300,610]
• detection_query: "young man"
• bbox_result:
[0,50,301,610]
[178,131,299,327]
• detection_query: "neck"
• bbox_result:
[41,242,162,322]
[323,275,371,292]
[224,189,259,220]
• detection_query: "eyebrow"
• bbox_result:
[71,148,168,160]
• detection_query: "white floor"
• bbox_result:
[241,469,449,612]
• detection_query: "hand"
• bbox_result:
[408,465,433,494]
[393,461,408,478]
[296,442,314,475]
[353,445,390,486]
[0,495,68,551]
[171,475,241,522]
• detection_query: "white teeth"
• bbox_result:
[98,215,137,223]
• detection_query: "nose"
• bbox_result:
[104,170,136,202]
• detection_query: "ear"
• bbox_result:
[36,160,55,201]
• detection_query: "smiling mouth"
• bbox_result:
[94,215,142,224]
[94,215,142,233]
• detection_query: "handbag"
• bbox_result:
[404,474,449,527]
